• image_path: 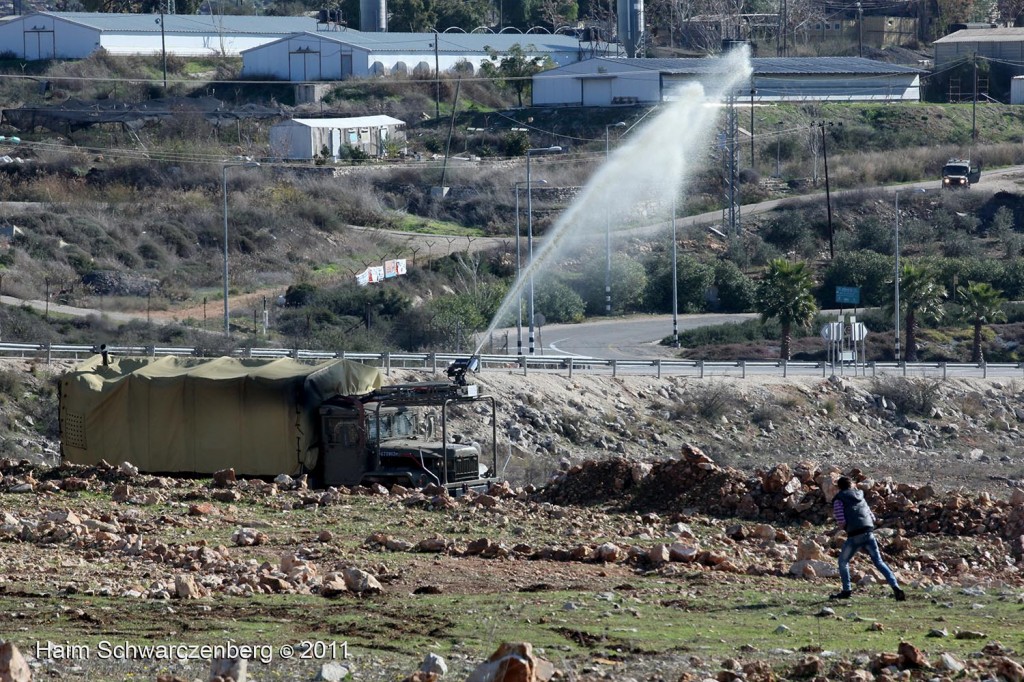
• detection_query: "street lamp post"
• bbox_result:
[526,146,562,355]
[671,191,679,347]
[894,187,926,361]
[222,161,261,335]
[514,179,545,355]
[604,121,626,316]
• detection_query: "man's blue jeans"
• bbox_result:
[838,532,900,592]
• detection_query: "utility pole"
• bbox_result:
[605,121,626,315]
[857,2,863,58]
[157,8,167,89]
[749,85,755,169]
[434,30,441,120]
[972,52,978,142]
[819,121,835,259]
[725,95,740,236]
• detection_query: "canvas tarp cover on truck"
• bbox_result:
[59,356,383,475]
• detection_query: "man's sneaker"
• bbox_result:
[829,590,852,600]
[894,587,907,602]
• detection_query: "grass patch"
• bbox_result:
[393,214,483,237]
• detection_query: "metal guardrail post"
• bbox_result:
[901,361,906,377]
[45,342,51,364]
[782,359,787,378]
[430,353,437,374]
[821,362,826,378]
[522,356,528,376]
[656,359,661,379]
[699,359,704,379]
[982,360,987,379]
[741,360,746,379]
[611,360,617,378]
[941,362,947,380]
[568,358,573,378]
[385,352,391,376]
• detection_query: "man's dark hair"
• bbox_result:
[836,476,852,490]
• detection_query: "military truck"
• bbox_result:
[942,158,981,189]
[318,379,496,489]
[59,355,496,491]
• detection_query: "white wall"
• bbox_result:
[242,35,358,79]
[244,38,581,81]
[269,121,313,159]
[100,33,276,57]
[0,15,102,59]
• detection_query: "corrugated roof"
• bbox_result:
[26,12,583,49]
[289,115,405,127]
[34,11,317,35]
[591,56,924,75]
[243,29,582,54]
[933,27,1024,42]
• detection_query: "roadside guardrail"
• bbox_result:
[2,342,1023,380]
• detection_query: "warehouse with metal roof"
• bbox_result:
[239,30,595,81]
[0,11,320,59]
[532,56,923,106]
[933,27,1024,72]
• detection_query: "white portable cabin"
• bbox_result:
[532,56,923,106]
[269,116,405,160]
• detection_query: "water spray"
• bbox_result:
[475,47,754,358]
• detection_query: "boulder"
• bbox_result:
[0,641,31,682]
[174,574,202,599]
[209,657,247,682]
[465,642,554,682]
[342,567,382,594]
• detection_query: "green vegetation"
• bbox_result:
[755,259,819,360]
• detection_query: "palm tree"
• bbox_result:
[756,259,818,360]
[957,281,1006,363]
[897,263,946,362]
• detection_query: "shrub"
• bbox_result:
[869,376,942,417]
[684,382,741,421]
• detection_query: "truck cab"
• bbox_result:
[317,380,496,491]
[942,158,981,189]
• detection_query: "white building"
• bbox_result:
[0,11,319,59]
[268,115,405,160]
[933,27,1024,71]
[532,57,923,106]
[241,31,593,81]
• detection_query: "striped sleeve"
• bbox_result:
[833,498,845,526]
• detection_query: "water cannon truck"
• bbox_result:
[59,355,497,492]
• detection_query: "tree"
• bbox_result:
[755,259,818,361]
[956,281,1006,363]
[895,263,946,362]
[643,252,715,314]
[479,43,549,107]
[713,260,756,313]
[576,253,648,315]
[533,0,578,28]
[534,278,585,323]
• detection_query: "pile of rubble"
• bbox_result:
[544,444,1024,558]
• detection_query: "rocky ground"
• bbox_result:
[0,359,1023,681]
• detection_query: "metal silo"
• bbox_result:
[617,0,644,57]
[360,0,387,32]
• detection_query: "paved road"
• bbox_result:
[538,313,758,359]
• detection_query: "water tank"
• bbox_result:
[360,0,387,32]
[616,0,644,58]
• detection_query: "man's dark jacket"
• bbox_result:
[834,487,874,536]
